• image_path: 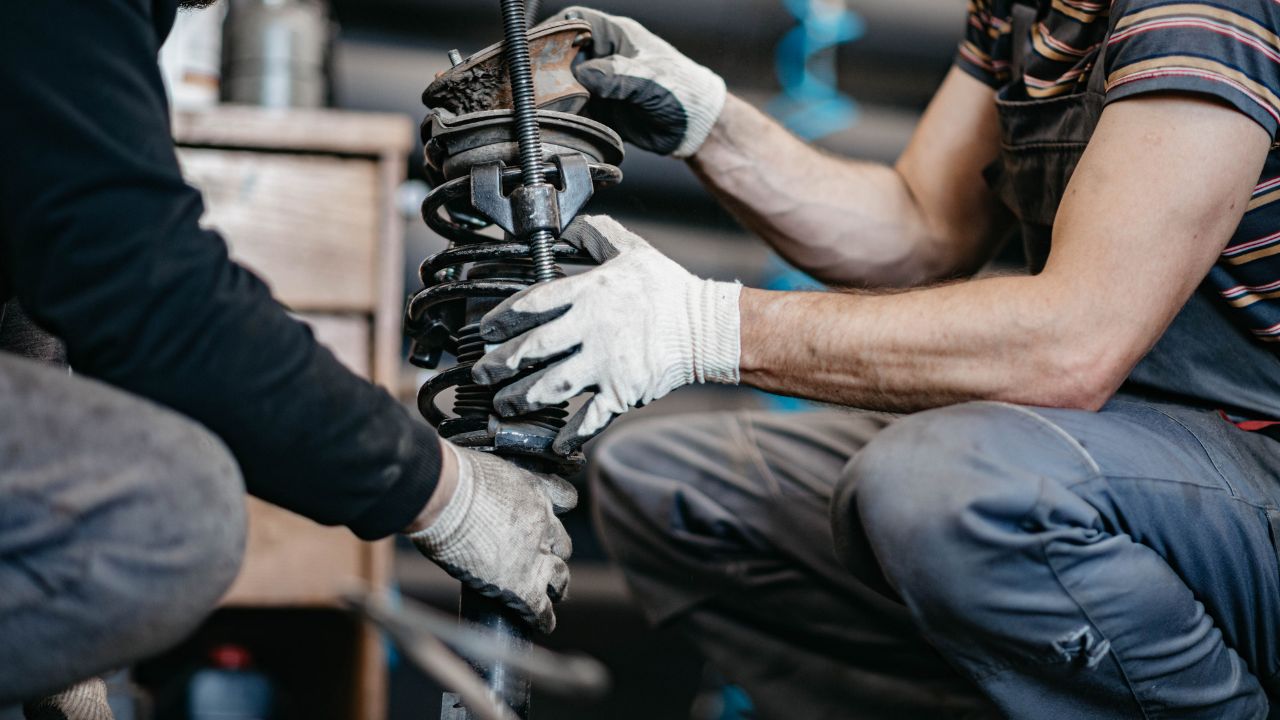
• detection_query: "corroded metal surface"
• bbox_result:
[423,19,592,115]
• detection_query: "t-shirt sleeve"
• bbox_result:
[1104,0,1280,138]
[956,0,1014,88]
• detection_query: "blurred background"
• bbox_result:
[2,1,966,718]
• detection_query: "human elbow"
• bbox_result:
[1024,336,1129,412]
[1003,302,1136,412]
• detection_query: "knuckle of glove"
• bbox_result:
[544,476,579,513]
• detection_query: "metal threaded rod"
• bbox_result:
[499,0,560,283]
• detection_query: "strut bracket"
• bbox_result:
[469,154,596,237]
[511,184,559,237]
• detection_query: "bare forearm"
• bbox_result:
[689,70,1006,287]
[689,95,946,286]
[738,277,1120,413]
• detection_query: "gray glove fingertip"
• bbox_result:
[552,396,616,455]
[571,57,623,95]
[479,302,572,343]
[471,346,516,386]
[544,476,579,515]
[492,379,537,417]
[560,6,623,57]
[492,362,568,417]
[546,555,571,603]
[549,517,574,562]
[562,215,623,262]
[474,316,578,387]
[537,599,557,635]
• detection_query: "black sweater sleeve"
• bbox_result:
[0,0,441,540]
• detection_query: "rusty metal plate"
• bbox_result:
[423,19,593,115]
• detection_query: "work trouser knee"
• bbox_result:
[590,410,1000,720]
[834,399,1280,719]
[0,352,247,704]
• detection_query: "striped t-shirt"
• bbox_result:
[956,0,1280,345]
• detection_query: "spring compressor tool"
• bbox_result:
[343,590,609,720]
[404,2,624,718]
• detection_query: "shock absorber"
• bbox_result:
[499,0,559,284]
[404,4,624,719]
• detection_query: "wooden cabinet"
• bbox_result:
[172,105,415,720]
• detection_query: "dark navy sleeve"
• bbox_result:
[0,0,441,540]
[1104,0,1280,139]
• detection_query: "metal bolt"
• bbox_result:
[448,49,464,67]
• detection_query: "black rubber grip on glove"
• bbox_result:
[575,64,690,157]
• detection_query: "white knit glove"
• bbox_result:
[409,444,577,634]
[473,215,742,454]
[560,6,727,158]
[23,678,114,720]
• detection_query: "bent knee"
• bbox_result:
[94,419,247,652]
[1,419,247,691]
[168,425,247,600]
[841,403,1098,586]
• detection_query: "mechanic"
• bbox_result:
[0,0,575,714]
[478,3,1280,717]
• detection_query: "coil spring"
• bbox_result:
[406,160,621,370]
[406,163,620,468]
[447,322,570,428]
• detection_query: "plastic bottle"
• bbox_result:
[187,644,277,720]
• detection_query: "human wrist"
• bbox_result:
[403,438,461,534]
[407,440,475,551]
[737,286,783,384]
[687,91,746,165]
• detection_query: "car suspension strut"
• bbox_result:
[404,3,624,719]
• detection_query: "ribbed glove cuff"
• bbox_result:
[409,443,474,554]
[23,678,114,720]
[689,279,742,385]
[673,70,727,159]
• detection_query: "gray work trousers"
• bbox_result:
[593,397,1280,719]
[0,350,246,704]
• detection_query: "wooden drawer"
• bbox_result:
[221,499,368,607]
[178,149,381,313]
[172,106,411,720]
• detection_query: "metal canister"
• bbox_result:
[222,0,332,108]
[159,3,228,109]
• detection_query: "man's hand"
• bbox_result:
[407,441,577,634]
[473,216,742,453]
[558,6,725,158]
